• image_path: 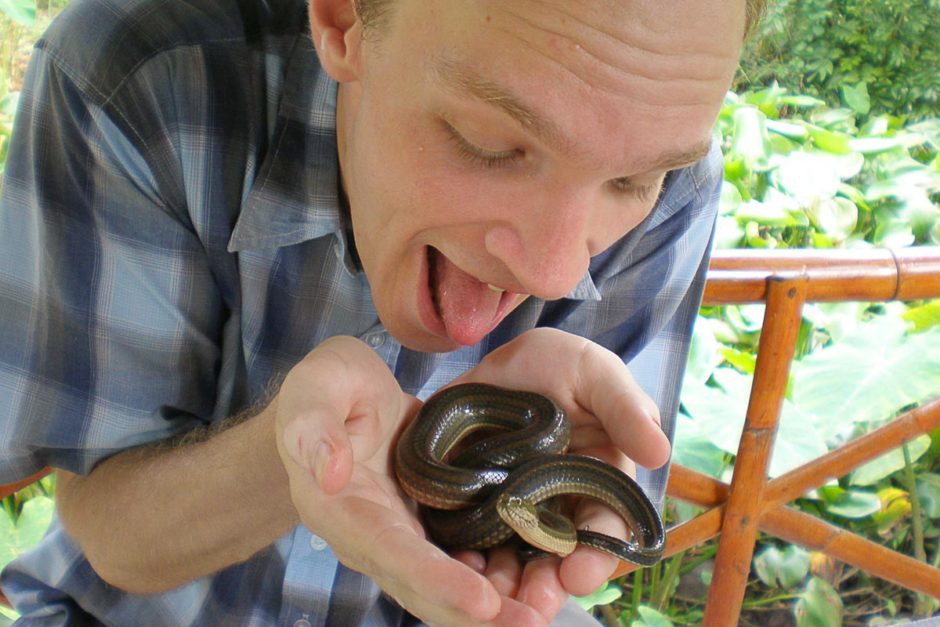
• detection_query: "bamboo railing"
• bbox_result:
[2,247,940,617]
[612,246,940,625]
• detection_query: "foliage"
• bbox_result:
[738,0,940,121]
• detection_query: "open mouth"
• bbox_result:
[423,246,519,346]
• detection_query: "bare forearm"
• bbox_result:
[56,400,300,594]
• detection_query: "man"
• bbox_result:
[0,0,755,624]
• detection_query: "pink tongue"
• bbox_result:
[432,250,503,346]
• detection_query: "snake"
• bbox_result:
[394,382,665,566]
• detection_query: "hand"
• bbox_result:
[448,328,671,623]
[274,336,549,626]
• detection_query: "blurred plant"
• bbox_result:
[737,0,940,120]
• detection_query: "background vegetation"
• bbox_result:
[1,0,938,625]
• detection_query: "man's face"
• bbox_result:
[331,0,744,352]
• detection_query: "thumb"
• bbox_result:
[281,405,354,494]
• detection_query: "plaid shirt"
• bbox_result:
[0,0,721,624]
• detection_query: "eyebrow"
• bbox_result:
[431,56,713,174]
[432,56,570,151]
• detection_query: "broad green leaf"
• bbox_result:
[795,577,843,627]
[735,199,797,227]
[685,319,722,386]
[671,428,727,479]
[730,106,772,170]
[818,486,882,518]
[915,474,940,518]
[841,81,871,115]
[719,346,756,375]
[754,544,810,588]
[573,582,622,611]
[851,436,931,486]
[632,606,674,627]
[773,151,862,204]
[805,197,858,241]
[713,215,745,249]
[0,496,55,571]
[719,181,742,215]
[680,369,828,477]
[766,119,809,140]
[0,0,36,26]
[848,136,906,154]
[793,315,940,434]
[806,124,852,154]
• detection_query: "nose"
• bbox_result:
[484,192,595,300]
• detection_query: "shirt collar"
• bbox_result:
[228,33,345,254]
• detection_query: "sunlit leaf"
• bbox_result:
[793,315,940,434]
[806,197,858,241]
[818,486,882,518]
[730,106,772,170]
[795,577,843,627]
[915,474,940,518]
[0,0,37,26]
[851,436,931,486]
[632,606,674,627]
[754,544,810,588]
[0,496,54,572]
[806,124,853,154]
[573,582,622,611]
[841,81,871,115]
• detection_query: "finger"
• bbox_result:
[281,404,354,494]
[492,596,551,627]
[484,546,524,598]
[452,550,487,574]
[516,557,568,623]
[365,522,503,624]
[574,343,671,469]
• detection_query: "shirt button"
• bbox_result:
[366,333,385,347]
[293,620,312,627]
[309,533,329,551]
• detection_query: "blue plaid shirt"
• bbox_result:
[0,0,721,624]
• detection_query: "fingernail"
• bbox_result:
[314,441,331,485]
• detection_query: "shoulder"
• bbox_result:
[33,0,308,106]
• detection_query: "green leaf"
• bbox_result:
[730,106,772,170]
[818,486,882,517]
[0,0,36,26]
[848,136,906,154]
[793,315,940,435]
[795,577,843,627]
[851,435,931,486]
[806,124,853,154]
[0,496,55,571]
[915,474,940,518]
[632,606,674,627]
[805,197,858,242]
[680,369,828,477]
[903,300,940,333]
[841,81,870,115]
[753,544,810,588]
[573,581,622,611]
[766,119,809,140]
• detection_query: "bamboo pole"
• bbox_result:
[761,506,940,598]
[703,246,940,305]
[765,397,940,508]
[703,275,809,626]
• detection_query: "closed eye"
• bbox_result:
[443,121,523,169]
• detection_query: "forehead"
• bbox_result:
[371,0,743,167]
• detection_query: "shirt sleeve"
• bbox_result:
[0,46,226,481]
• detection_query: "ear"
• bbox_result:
[308,0,364,83]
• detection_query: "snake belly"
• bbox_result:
[394,382,666,566]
